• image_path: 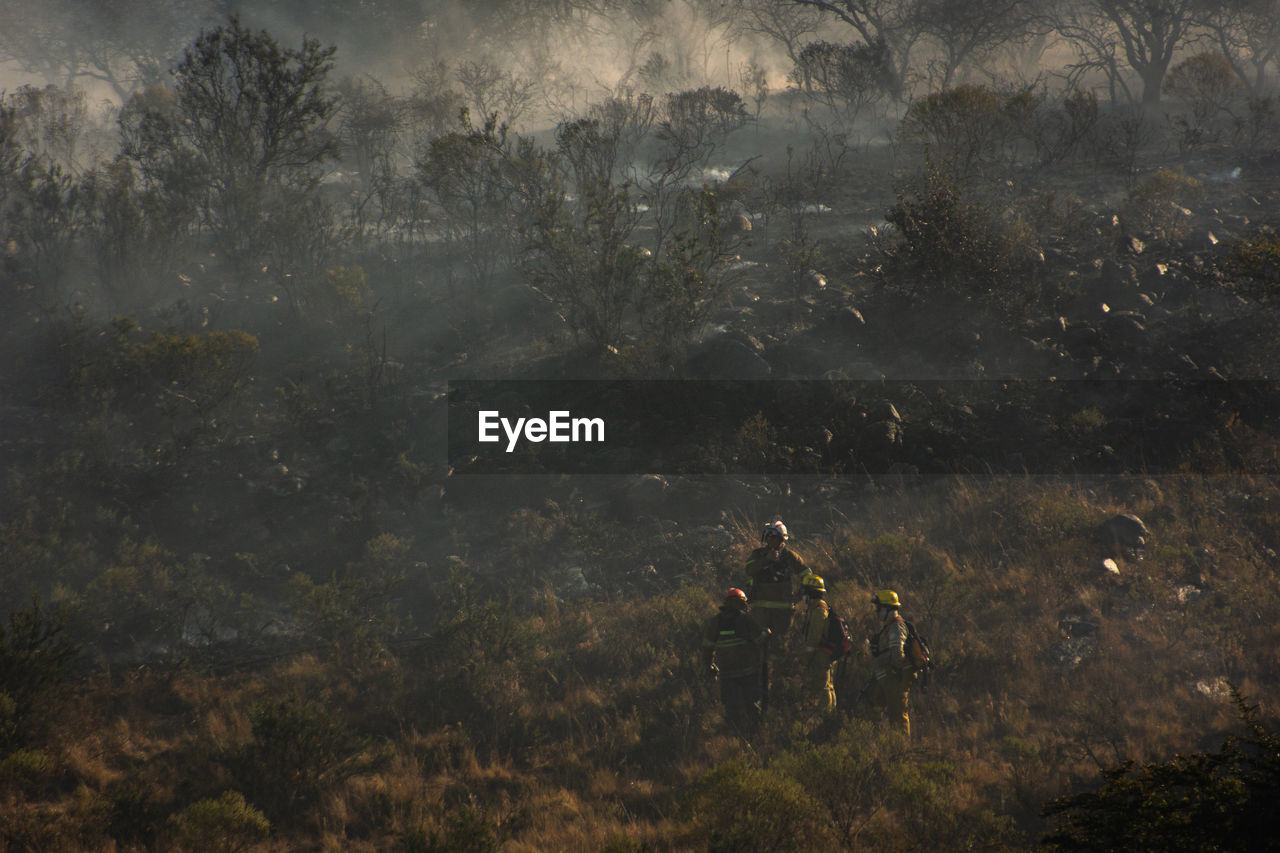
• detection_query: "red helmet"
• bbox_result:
[724,588,749,606]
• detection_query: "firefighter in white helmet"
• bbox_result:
[740,520,809,653]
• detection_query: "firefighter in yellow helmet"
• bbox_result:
[741,520,809,653]
[799,573,837,715]
[701,588,771,732]
[868,589,917,737]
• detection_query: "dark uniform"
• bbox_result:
[743,545,808,646]
[701,602,770,731]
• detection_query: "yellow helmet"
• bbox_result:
[801,573,826,594]
[873,589,901,608]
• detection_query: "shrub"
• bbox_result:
[772,720,900,846]
[1165,52,1241,135]
[0,594,78,749]
[885,165,1040,311]
[1043,687,1280,851]
[235,696,354,821]
[637,188,739,366]
[0,748,54,797]
[1093,108,1161,187]
[791,39,896,127]
[685,760,836,851]
[85,539,197,654]
[169,791,270,853]
[1119,168,1203,243]
[1229,228,1280,298]
[1232,94,1280,153]
[655,87,749,174]
[1033,88,1099,165]
[899,86,1029,179]
[114,324,260,446]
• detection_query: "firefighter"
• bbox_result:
[701,588,770,732]
[742,520,809,653]
[868,589,917,737]
[799,573,837,715]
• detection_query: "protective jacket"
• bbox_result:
[869,611,916,735]
[802,599,830,657]
[701,606,768,678]
[802,598,837,711]
[872,613,909,675]
[743,546,808,611]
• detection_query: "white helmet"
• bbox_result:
[762,520,788,542]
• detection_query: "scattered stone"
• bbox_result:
[1058,614,1101,637]
[833,305,866,329]
[1100,513,1150,558]
[872,401,902,422]
[686,337,772,378]
[1194,676,1232,701]
[1099,557,1121,576]
[863,420,902,447]
[624,474,668,509]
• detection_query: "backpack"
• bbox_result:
[904,620,933,670]
[818,606,854,660]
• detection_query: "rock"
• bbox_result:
[624,474,668,509]
[863,420,902,447]
[1194,676,1231,701]
[686,337,772,378]
[1100,513,1150,558]
[1103,309,1146,331]
[1099,557,1121,576]
[1058,614,1101,637]
[731,213,752,234]
[763,342,830,377]
[832,305,866,330]
[551,564,593,599]
[1062,323,1101,356]
[872,401,902,423]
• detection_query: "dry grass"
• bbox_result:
[6,474,1279,849]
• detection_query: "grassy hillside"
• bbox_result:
[4,12,1280,851]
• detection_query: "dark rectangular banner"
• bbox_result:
[446,379,1280,476]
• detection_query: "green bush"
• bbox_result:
[686,760,835,851]
[0,748,54,796]
[0,594,78,749]
[169,791,270,853]
[235,696,354,820]
[1229,228,1280,298]
[1044,688,1280,851]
